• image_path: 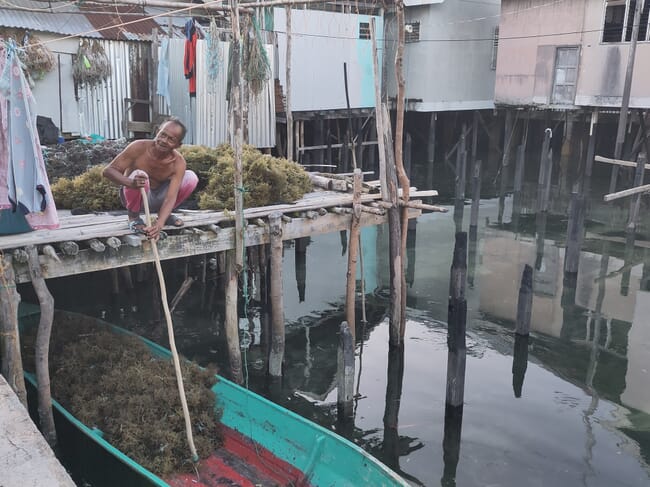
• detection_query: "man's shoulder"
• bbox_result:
[127,139,152,152]
[172,148,187,165]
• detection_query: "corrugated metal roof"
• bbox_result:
[0,1,161,41]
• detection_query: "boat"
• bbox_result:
[19,307,408,487]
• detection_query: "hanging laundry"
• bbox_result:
[184,19,198,97]
[0,41,59,230]
[157,37,171,111]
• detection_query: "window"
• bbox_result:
[551,47,579,105]
[491,27,499,70]
[405,22,420,43]
[359,22,370,40]
[603,0,650,42]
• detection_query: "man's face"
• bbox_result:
[154,122,183,152]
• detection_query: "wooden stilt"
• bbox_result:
[515,265,533,336]
[537,128,553,213]
[25,245,56,448]
[498,110,515,223]
[445,232,467,409]
[564,186,585,275]
[294,238,307,302]
[268,212,285,378]
[454,126,467,231]
[558,116,575,195]
[224,249,243,384]
[337,321,354,422]
[0,256,27,406]
[404,132,412,179]
[345,169,363,343]
[583,110,598,201]
[469,159,482,239]
[285,6,293,162]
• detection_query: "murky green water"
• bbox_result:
[42,177,650,486]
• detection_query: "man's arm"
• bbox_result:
[147,154,186,239]
[102,141,145,188]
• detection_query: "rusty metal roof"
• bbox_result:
[0,1,163,41]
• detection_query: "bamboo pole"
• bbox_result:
[596,154,650,170]
[0,256,27,406]
[345,169,363,343]
[285,6,293,162]
[610,0,642,193]
[604,183,650,202]
[231,0,245,271]
[140,188,198,462]
[25,246,57,448]
[268,212,285,377]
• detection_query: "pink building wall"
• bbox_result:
[495,0,650,108]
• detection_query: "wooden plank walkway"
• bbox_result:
[0,375,75,487]
[2,189,431,283]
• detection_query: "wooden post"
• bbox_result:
[558,116,575,195]
[151,28,159,123]
[294,237,307,302]
[231,0,244,271]
[427,112,436,188]
[0,257,27,406]
[337,321,354,422]
[268,212,285,377]
[285,6,293,162]
[446,232,467,408]
[405,219,417,288]
[515,265,533,336]
[535,212,548,271]
[225,250,243,384]
[25,246,56,447]
[610,0,642,193]
[564,186,585,276]
[469,159,482,240]
[512,334,529,398]
[345,169,363,343]
[537,128,552,213]
[454,127,467,231]
[442,232,467,486]
[405,132,412,178]
[628,112,649,232]
[498,110,515,223]
[382,342,405,471]
[370,18,387,199]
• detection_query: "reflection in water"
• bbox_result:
[406,220,417,288]
[295,237,309,302]
[382,343,405,471]
[441,404,463,487]
[512,334,529,398]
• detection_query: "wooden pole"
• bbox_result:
[139,189,198,462]
[454,127,467,232]
[515,265,533,336]
[382,342,405,471]
[337,321,354,422]
[231,0,244,271]
[535,211,548,271]
[469,159,482,240]
[446,232,467,408]
[498,110,515,224]
[0,256,27,406]
[25,246,57,448]
[427,112,436,188]
[604,183,650,202]
[537,128,552,213]
[268,212,285,377]
[285,6,293,162]
[628,112,649,232]
[564,186,585,275]
[610,0,642,193]
[224,249,243,384]
[370,18,387,199]
[345,169,363,343]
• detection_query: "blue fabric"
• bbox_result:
[185,19,194,41]
[1,43,49,214]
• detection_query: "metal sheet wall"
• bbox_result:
[78,40,132,139]
[166,39,275,148]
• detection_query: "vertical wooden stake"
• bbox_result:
[337,321,354,422]
[285,6,293,162]
[370,18,387,199]
[515,265,533,336]
[446,232,467,409]
[25,245,56,447]
[268,212,285,378]
[345,169,362,343]
[225,250,243,384]
[564,186,585,275]
[0,256,27,406]
[231,0,244,271]
[469,159,482,238]
[583,110,598,201]
[427,112,436,188]
[536,128,552,213]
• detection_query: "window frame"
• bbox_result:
[551,46,580,106]
[602,0,650,43]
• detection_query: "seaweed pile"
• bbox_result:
[22,312,223,476]
[43,139,127,182]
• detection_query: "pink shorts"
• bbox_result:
[119,169,198,213]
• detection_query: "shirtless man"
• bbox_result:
[103,117,198,240]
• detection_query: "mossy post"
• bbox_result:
[231,0,245,272]
[25,245,57,447]
[0,256,27,406]
[268,212,284,378]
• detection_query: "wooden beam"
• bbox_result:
[595,155,650,170]
[604,183,650,202]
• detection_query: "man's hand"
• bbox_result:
[144,222,163,241]
[131,173,148,189]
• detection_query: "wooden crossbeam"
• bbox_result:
[595,155,650,170]
[604,183,650,202]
